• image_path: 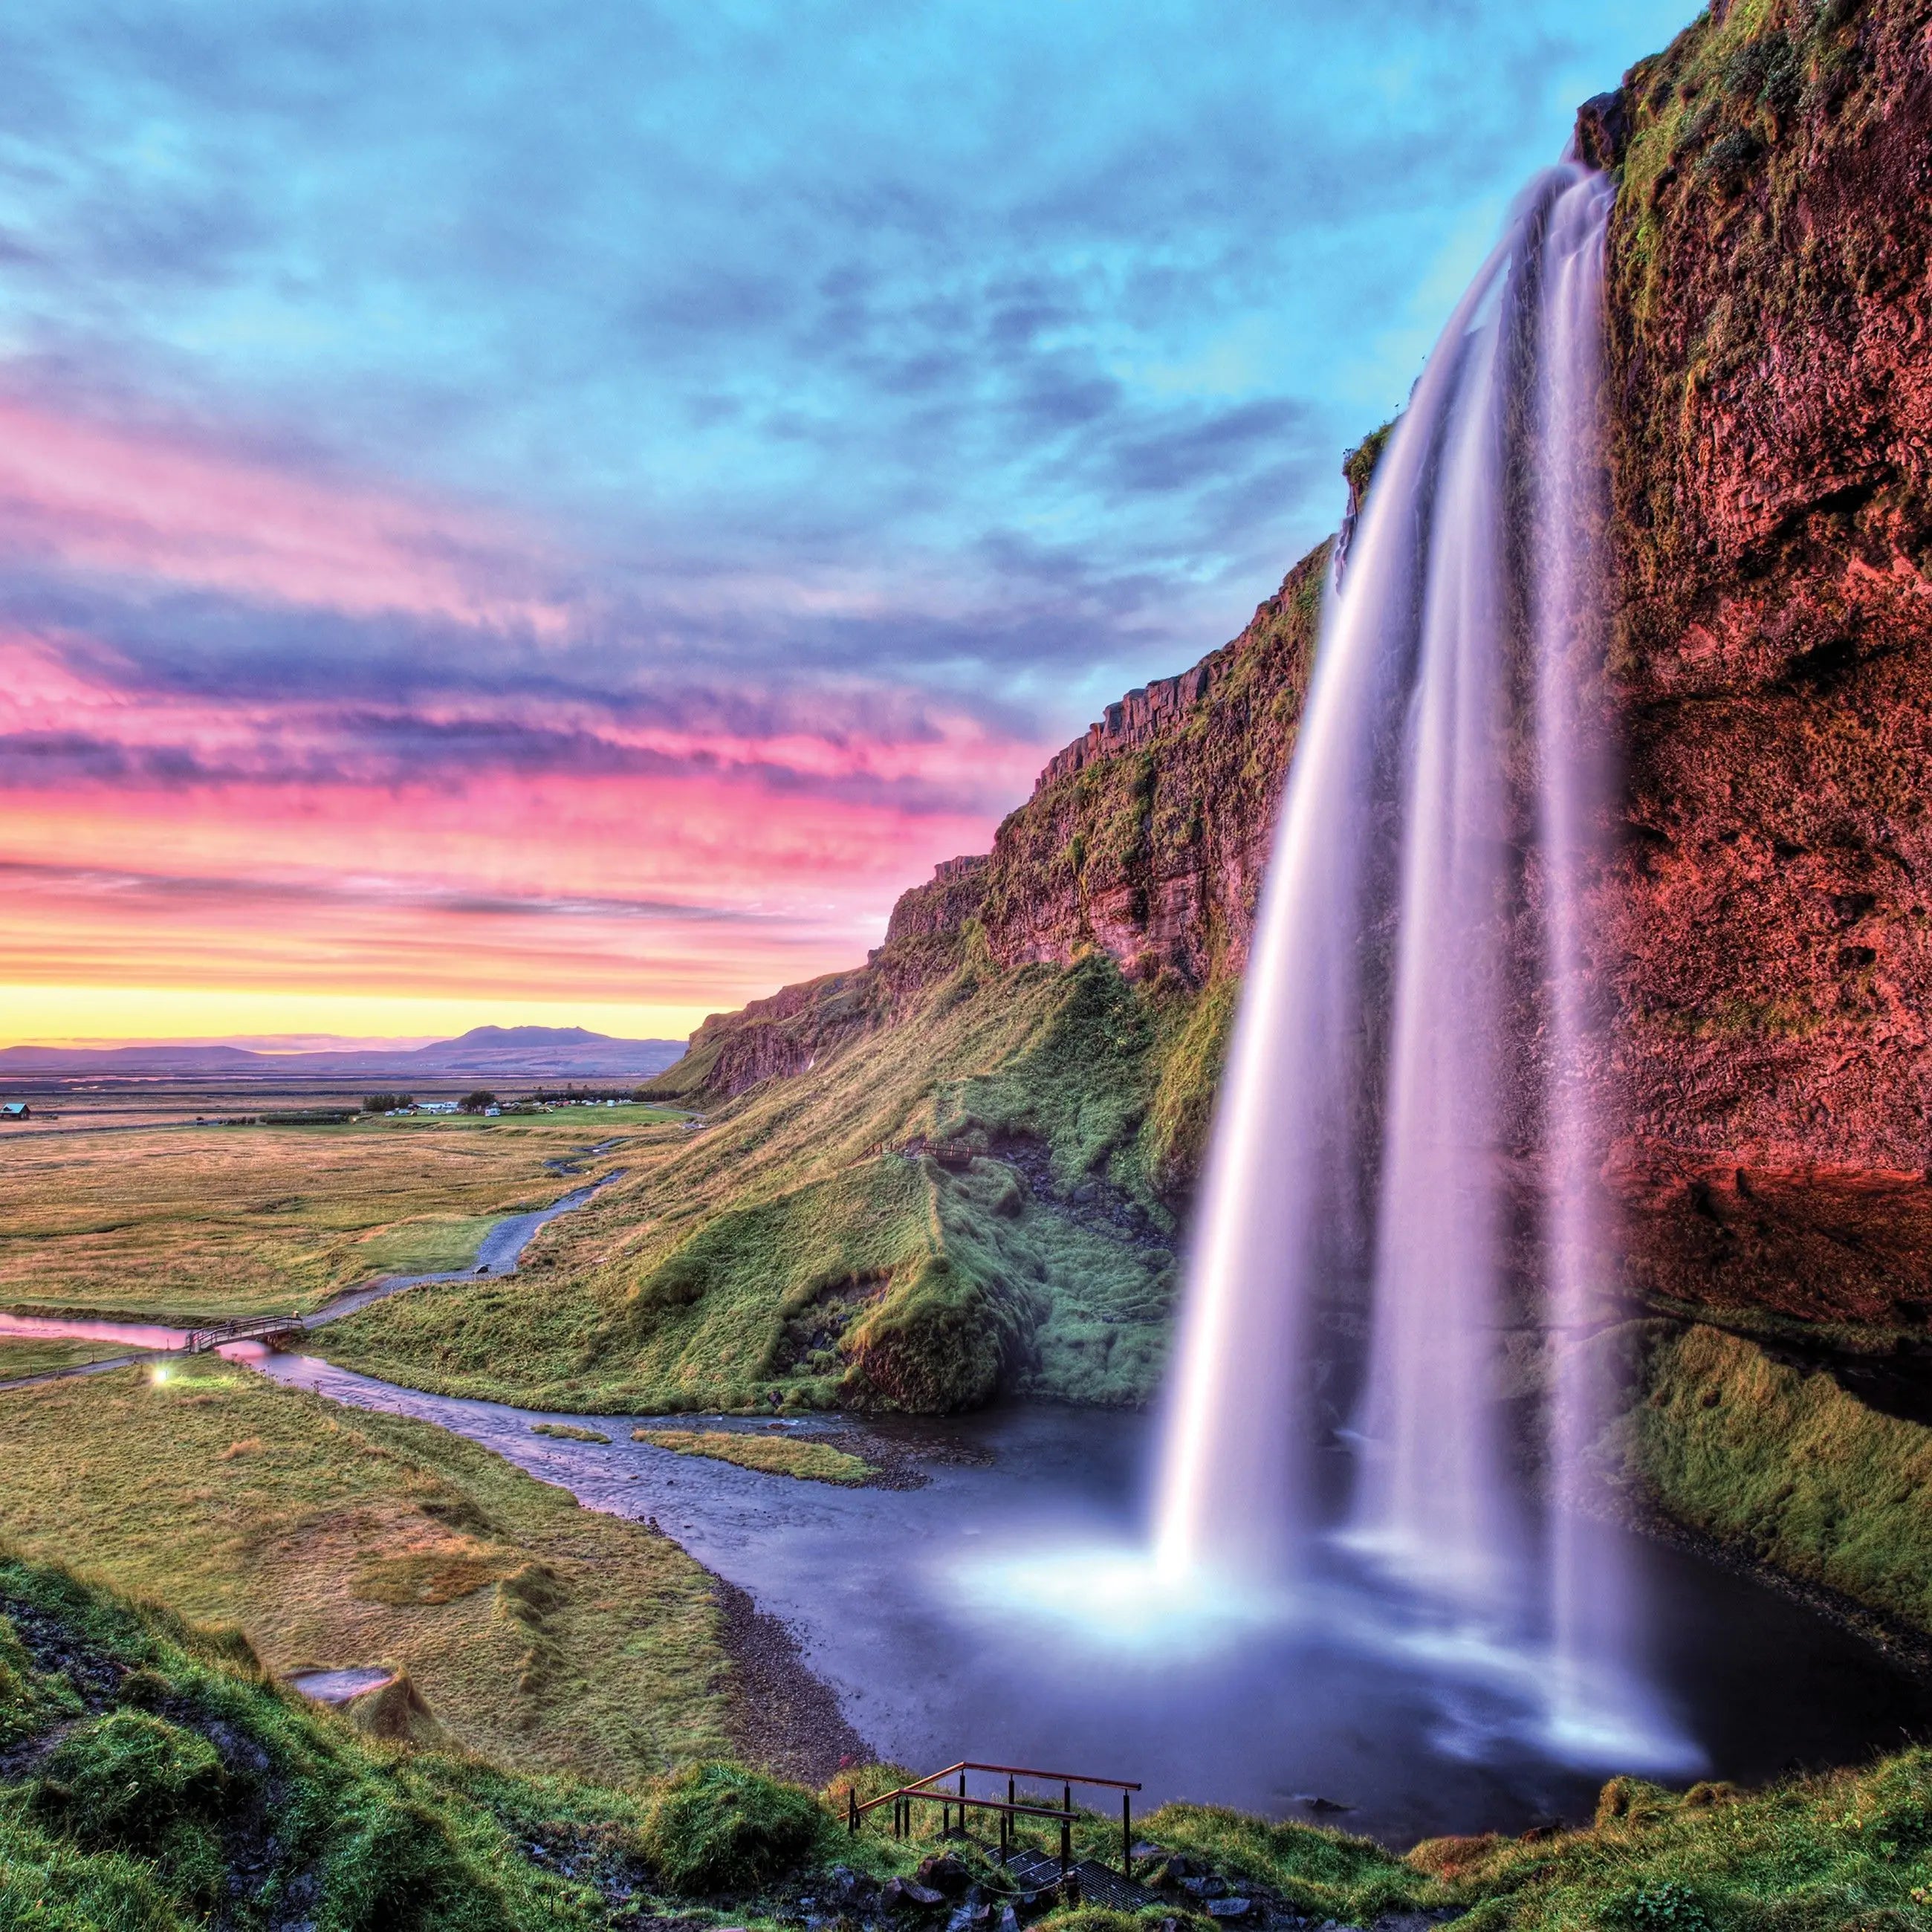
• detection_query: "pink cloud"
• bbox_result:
[0,400,554,624]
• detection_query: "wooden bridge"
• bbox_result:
[181,1316,308,1355]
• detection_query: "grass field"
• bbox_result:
[318,954,1184,1415]
[0,1105,683,1320]
[0,1335,155,1379]
[633,1428,878,1485]
[0,1361,729,1783]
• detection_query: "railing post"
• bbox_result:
[849,1788,858,1833]
[1060,1789,1072,1876]
[1122,1791,1131,1878]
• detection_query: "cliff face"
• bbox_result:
[978,548,1323,984]
[661,0,1932,1335]
[1596,0,1932,1323]
[655,541,1326,1124]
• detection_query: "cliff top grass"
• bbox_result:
[0,1362,729,1783]
[0,1108,675,1321]
[632,1427,878,1486]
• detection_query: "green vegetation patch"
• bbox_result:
[632,1428,878,1486]
[1613,1321,1932,1633]
[319,953,1181,1415]
[530,1423,612,1445]
[1409,1754,1932,1931]
[0,1364,728,1782]
[1144,1803,1435,1925]
[640,1759,829,1892]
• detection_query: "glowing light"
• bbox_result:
[946,1538,1285,1658]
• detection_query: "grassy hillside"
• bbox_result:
[0,1361,728,1782]
[320,947,1206,1414]
[10,1549,1932,1931]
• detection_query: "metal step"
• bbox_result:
[994,1845,1161,1910]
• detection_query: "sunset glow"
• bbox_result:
[0,1,1686,1046]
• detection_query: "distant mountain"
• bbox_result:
[0,1025,684,1082]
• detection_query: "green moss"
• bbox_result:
[639,1760,826,1893]
[0,1550,650,1930]
[1144,1803,1435,1923]
[32,1710,230,1856]
[632,1429,878,1486]
[1141,976,1239,1190]
[1342,419,1395,512]
[1612,1323,1932,1632]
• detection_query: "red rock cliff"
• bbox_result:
[1596,0,1932,1323]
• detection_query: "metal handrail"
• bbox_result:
[848,1760,1142,1879]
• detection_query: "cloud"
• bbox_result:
[0,0,1697,1028]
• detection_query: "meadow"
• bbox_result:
[0,1335,155,1380]
[0,1359,729,1784]
[0,1103,684,1320]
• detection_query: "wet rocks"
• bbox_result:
[916,1853,972,1896]
[883,1876,946,1910]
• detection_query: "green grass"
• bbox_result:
[0,1335,155,1379]
[0,1363,728,1783]
[1143,1756,1932,1930]
[317,952,1184,1415]
[529,1423,611,1445]
[1611,1322,1932,1634]
[0,1112,667,1321]
[632,1429,878,1486]
[0,1555,966,1929]
[0,1547,849,1931]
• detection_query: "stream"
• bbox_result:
[240,1352,1932,1846]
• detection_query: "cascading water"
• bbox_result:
[1153,163,1686,1763]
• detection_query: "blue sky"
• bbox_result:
[0,0,1695,1043]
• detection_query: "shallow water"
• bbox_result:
[288,1664,395,1703]
[243,1356,1932,1845]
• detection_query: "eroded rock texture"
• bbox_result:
[1600,0,1932,1322]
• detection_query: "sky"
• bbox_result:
[0,0,1692,1048]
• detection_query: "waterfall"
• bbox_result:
[1153,163,1663,1754]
